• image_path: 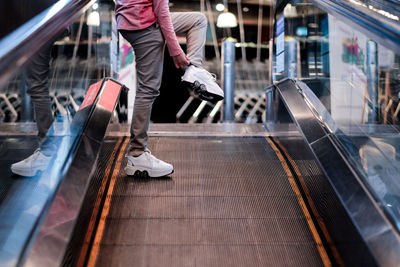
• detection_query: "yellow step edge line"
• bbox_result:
[87,137,130,267]
[272,137,345,267]
[266,137,332,267]
[77,137,124,267]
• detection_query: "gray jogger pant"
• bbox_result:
[120,12,207,156]
[25,27,69,144]
[25,42,54,141]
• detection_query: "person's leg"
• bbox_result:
[25,43,54,142]
[121,24,165,156]
[120,24,174,177]
[11,28,72,176]
[172,12,224,102]
[11,44,54,176]
[25,27,70,145]
[171,12,207,67]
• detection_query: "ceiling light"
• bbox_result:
[283,4,297,18]
[216,3,225,12]
[87,11,100,26]
[217,11,238,28]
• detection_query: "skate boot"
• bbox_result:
[182,65,224,102]
[11,149,52,176]
[125,150,174,178]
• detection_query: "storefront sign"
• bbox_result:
[276,16,285,73]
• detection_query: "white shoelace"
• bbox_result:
[198,67,217,81]
[210,73,217,81]
[141,150,162,165]
[206,70,217,81]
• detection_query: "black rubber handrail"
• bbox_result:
[0,0,94,88]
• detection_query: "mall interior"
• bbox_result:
[0,0,399,266]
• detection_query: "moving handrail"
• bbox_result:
[19,79,126,267]
[0,0,94,87]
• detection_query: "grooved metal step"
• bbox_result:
[94,137,324,267]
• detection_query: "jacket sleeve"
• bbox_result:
[152,0,183,57]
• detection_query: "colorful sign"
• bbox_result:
[328,14,367,123]
[79,80,102,110]
[276,16,285,73]
[118,34,136,123]
[98,80,122,112]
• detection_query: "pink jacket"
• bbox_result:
[115,0,183,57]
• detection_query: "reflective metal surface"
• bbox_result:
[222,38,236,122]
[276,79,327,144]
[106,123,300,137]
[277,137,377,266]
[0,124,84,266]
[22,79,124,267]
[274,78,400,267]
[0,0,119,264]
[272,1,400,264]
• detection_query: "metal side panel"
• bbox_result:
[274,78,400,267]
[62,138,122,267]
[105,123,300,138]
[20,79,125,267]
[276,137,377,266]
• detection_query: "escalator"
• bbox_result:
[70,132,341,267]
[1,0,400,267]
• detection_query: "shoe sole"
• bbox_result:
[182,81,224,103]
[10,166,40,177]
[125,166,174,178]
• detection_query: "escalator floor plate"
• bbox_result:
[95,137,324,267]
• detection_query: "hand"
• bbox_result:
[172,52,190,69]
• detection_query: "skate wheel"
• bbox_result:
[198,90,216,102]
[133,170,150,178]
[193,80,200,88]
[200,94,214,102]
[199,84,206,92]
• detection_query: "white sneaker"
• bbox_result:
[11,149,52,177]
[125,151,174,178]
[182,65,224,102]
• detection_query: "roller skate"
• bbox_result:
[181,65,224,103]
[125,150,174,178]
[11,149,52,177]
